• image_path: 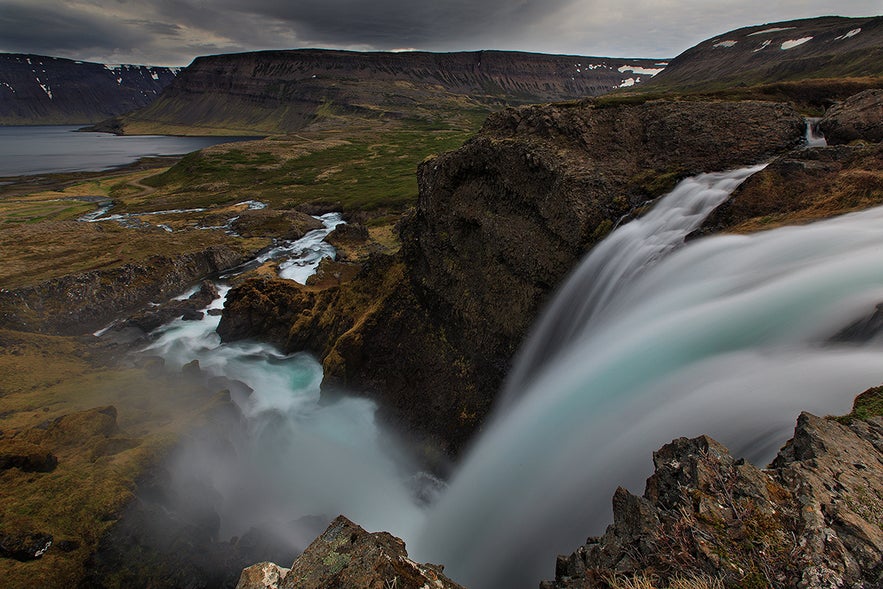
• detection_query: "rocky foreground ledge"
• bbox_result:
[237,387,883,589]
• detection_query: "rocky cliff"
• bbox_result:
[0,53,178,125]
[542,386,883,589]
[218,98,806,458]
[645,16,883,92]
[99,49,665,135]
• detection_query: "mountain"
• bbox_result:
[0,53,179,125]
[95,49,666,135]
[644,15,883,91]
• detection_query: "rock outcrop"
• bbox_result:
[261,515,463,589]
[695,89,883,236]
[0,53,177,125]
[541,387,883,589]
[100,49,665,135]
[218,98,805,457]
[820,88,883,144]
[0,245,252,335]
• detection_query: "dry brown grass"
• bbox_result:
[608,574,725,589]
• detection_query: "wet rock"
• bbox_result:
[180,309,205,321]
[231,210,323,240]
[819,89,883,144]
[543,387,883,588]
[276,515,465,589]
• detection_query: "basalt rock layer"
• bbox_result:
[98,49,665,135]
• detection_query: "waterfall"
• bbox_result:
[502,165,764,407]
[805,117,827,147]
[412,167,883,588]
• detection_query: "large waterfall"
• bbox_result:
[412,166,883,587]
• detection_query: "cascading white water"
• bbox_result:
[138,213,425,551]
[411,167,883,588]
[502,165,765,406]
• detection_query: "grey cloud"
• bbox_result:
[166,0,572,50]
[0,1,150,55]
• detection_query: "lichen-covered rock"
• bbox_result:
[236,561,290,589]
[276,515,464,589]
[819,89,883,144]
[543,387,883,588]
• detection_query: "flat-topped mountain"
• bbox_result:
[0,53,179,125]
[645,15,883,91]
[96,49,666,135]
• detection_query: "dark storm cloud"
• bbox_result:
[0,1,149,55]
[0,0,879,66]
[209,0,571,49]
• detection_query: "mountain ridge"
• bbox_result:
[94,48,666,135]
[0,53,178,125]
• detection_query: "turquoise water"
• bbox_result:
[0,125,255,176]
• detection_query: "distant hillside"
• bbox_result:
[97,49,666,135]
[0,53,179,125]
[645,16,882,91]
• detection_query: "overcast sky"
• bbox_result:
[0,0,879,66]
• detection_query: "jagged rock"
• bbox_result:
[542,387,883,588]
[276,515,464,589]
[820,89,883,144]
[236,562,290,589]
[0,531,53,561]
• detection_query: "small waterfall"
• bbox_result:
[413,168,883,588]
[805,117,827,147]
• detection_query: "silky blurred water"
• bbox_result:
[414,167,883,588]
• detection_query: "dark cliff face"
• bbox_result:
[0,53,178,125]
[645,16,883,91]
[394,99,803,444]
[110,49,666,134]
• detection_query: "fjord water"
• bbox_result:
[413,166,883,588]
[0,126,249,176]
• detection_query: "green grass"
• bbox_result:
[835,385,883,424]
[141,126,478,214]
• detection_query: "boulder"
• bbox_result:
[276,515,464,589]
[235,562,290,589]
[819,89,883,144]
